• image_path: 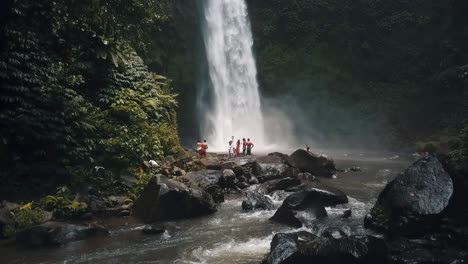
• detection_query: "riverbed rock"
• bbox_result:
[141,224,165,235]
[181,170,222,189]
[365,156,454,235]
[268,152,289,162]
[262,231,388,264]
[270,185,348,227]
[133,175,217,223]
[253,156,292,183]
[204,184,224,203]
[16,222,109,247]
[197,158,222,170]
[219,169,238,188]
[256,178,301,195]
[242,191,275,211]
[288,149,336,177]
[237,181,250,189]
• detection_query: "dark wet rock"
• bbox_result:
[248,176,259,185]
[0,201,19,238]
[268,152,289,162]
[221,161,236,171]
[234,156,256,166]
[181,170,222,189]
[242,191,275,211]
[237,181,250,190]
[297,172,315,182]
[350,166,362,172]
[271,185,348,227]
[365,156,453,235]
[118,210,131,217]
[219,169,238,188]
[253,156,292,183]
[162,155,176,165]
[341,209,352,218]
[172,166,186,176]
[387,236,468,264]
[232,166,244,177]
[80,212,94,220]
[270,190,291,201]
[205,184,224,203]
[141,224,165,235]
[133,175,217,223]
[16,222,109,247]
[288,149,336,177]
[238,175,248,182]
[198,158,222,170]
[262,231,388,264]
[257,178,301,195]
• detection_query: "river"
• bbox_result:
[1,152,414,264]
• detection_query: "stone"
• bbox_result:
[198,158,222,170]
[141,224,165,235]
[253,155,292,183]
[16,222,109,247]
[237,181,250,189]
[132,175,217,223]
[262,231,388,264]
[118,210,131,217]
[181,170,222,189]
[242,191,275,211]
[268,152,289,162]
[219,169,238,188]
[257,178,301,195]
[365,156,454,235]
[205,184,225,203]
[288,149,336,177]
[271,185,348,227]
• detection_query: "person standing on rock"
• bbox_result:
[228,136,234,157]
[242,138,247,155]
[200,139,208,158]
[246,138,254,155]
[196,140,202,158]
[235,139,241,157]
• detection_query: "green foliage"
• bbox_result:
[9,205,48,231]
[0,0,183,198]
[42,195,87,219]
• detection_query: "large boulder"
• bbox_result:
[219,169,238,188]
[197,158,222,170]
[181,170,224,203]
[256,178,301,195]
[16,222,108,247]
[253,156,292,183]
[181,170,222,189]
[133,175,217,223]
[268,152,289,162]
[242,191,275,211]
[365,156,454,235]
[262,231,387,264]
[271,185,348,227]
[288,149,336,177]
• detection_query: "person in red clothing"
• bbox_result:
[235,139,241,156]
[196,139,202,158]
[200,139,208,158]
[246,138,254,155]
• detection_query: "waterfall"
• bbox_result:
[200,0,266,151]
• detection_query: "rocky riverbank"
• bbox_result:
[1,150,467,264]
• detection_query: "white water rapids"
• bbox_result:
[200,0,266,151]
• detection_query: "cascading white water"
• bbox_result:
[201,0,266,151]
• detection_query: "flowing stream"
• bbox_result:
[0,152,414,264]
[200,0,265,151]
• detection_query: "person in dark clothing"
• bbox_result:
[246,138,254,155]
[242,138,247,155]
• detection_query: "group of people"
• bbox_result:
[229,136,254,157]
[196,139,209,158]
